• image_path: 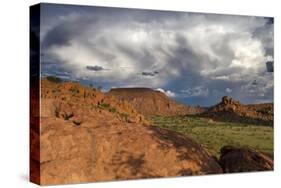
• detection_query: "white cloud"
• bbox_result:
[155,88,176,98]
[241,73,273,98]
[180,86,209,97]
[266,55,273,62]
[41,5,273,104]
[43,12,272,87]
[226,88,232,93]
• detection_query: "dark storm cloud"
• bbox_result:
[266,61,274,72]
[42,23,77,48]
[86,65,107,71]
[142,71,159,76]
[40,3,274,105]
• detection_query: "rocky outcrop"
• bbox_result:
[41,79,148,125]
[201,96,273,125]
[38,79,222,185]
[108,88,203,116]
[219,146,273,173]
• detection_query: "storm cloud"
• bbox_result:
[40,4,274,106]
[142,71,159,76]
[86,65,108,71]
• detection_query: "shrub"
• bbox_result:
[46,76,62,83]
[62,112,74,120]
[120,113,129,122]
[73,120,82,126]
[100,103,110,108]
[98,102,118,113]
[109,107,117,113]
[54,103,61,118]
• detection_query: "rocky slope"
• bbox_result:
[41,79,147,125]
[201,96,273,125]
[37,79,222,185]
[108,88,203,116]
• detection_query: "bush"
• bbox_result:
[109,107,117,113]
[100,103,110,108]
[120,113,129,122]
[99,102,117,113]
[73,120,82,126]
[62,112,74,120]
[46,76,62,83]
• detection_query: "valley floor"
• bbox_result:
[149,115,273,158]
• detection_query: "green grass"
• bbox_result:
[99,102,117,113]
[98,102,130,122]
[148,115,273,157]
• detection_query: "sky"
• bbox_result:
[40,3,274,106]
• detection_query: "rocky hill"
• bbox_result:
[36,79,222,185]
[40,79,148,125]
[201,96,273,125]
[108,88,203,116]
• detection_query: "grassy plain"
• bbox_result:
[149,115,273,157]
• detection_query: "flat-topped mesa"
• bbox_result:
[110,87,156,92]
[108,87,168,100]
[108,87,203,116]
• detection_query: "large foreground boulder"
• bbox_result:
[219,146,273,173]
[40,120,223,185]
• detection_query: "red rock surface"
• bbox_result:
[37,79,222,185]
[108,88,203,116]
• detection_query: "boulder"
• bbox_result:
[219,146,273,173]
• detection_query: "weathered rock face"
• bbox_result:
[201,96,273,125]
[41,79,148,125]
[38,79,222,185]
[219,146,273,173]
[221,96,240,106]
[108,88,203,116]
